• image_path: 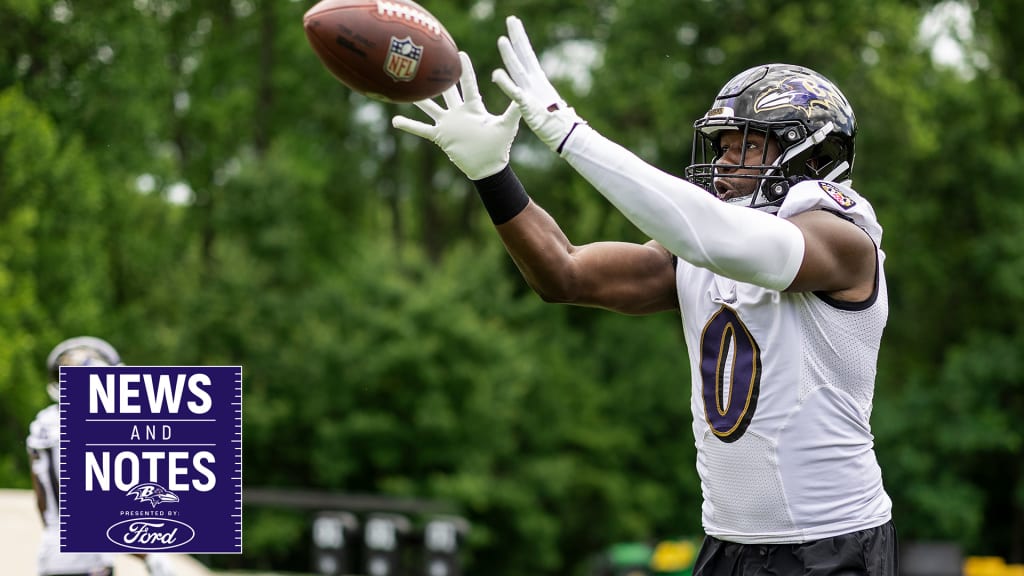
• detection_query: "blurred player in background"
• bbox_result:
[27,336,175,576]
[393,16,897,576]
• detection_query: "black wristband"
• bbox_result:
[472,165,530,225]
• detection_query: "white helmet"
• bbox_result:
[46,336,123,401]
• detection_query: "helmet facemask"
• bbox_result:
[687,117,787,212]
[687,115,848,213]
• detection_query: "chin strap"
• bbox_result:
[759,175,810,206]
[757,121,842,205]
[822,160,851,183]
[779,121,834,165]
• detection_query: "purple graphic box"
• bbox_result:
[59,366,242,554]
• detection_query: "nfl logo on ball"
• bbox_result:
[385,36,422,82]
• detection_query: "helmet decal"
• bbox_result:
[753,77,852,120]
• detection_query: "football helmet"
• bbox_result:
[46,336,123,401]
[685,63,857,211]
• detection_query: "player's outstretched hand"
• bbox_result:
[492,16,586,154]
[392,51,521,181]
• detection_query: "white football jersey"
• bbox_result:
[675,180,892,543]
[27,404,114,575]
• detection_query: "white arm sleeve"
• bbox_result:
[561,125,805,290]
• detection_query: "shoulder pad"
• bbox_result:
[778,180,883,246]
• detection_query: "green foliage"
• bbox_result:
[0,86,109,486]
[3,0,1024,572]
[242,508,311,572]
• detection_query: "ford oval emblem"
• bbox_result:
[105,518,196,551]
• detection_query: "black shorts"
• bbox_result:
[693,520,898,576]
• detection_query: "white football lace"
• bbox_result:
[376,1,442,36]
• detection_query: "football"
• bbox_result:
[303,0,461,103]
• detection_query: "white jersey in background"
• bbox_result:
[675,180,892,544]
[27,404,115,576]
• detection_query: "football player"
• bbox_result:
[392,16,897,576]
[27,336,175,576]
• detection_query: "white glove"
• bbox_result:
[392,51,521,180]
[492,16,586,154]
[144,554,175,576]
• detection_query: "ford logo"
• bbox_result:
[105,519,196,551]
